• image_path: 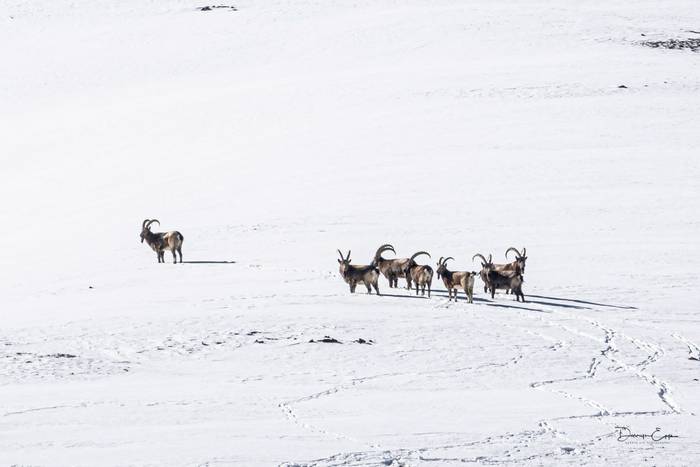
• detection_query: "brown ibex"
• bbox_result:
[436,257,478,303]
[502,247,527,276]
[495,247,527,294]
[473,253,525,302]
[337,250,380,295]
[140,219,184,263]
[403,251,433,297]
[371,244,413,289]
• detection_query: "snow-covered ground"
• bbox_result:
[2,0,700,465]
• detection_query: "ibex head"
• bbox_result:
[337,249,351,265]
[436,256,454,279]
[371,244,395,267]
[472,253,493,269]
[404,251,430,275]
[505,247,528,273]
[140,219,159,243]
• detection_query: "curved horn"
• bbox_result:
[505,247,521,259]
[146,219,160,230]
[438,256,444,265]
[374,244,395,258]
[522,247,526,257]
[442,256,454,265]
[337,249,347,260]
[472,253,489,264]
[142,219,150,229]
[409,251,431,262]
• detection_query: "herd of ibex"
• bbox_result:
[337,244,528,303]
[138,220,527,303]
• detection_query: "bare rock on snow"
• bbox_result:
[198,5,237,12]
[309,336,341,344]
[641,38,700,52]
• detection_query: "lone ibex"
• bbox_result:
[371,244,413,289]
[436,257,478,303]
[140,219,184,263]
[403,251,433,297]
[337,250,380,295]
[472,253,525,302]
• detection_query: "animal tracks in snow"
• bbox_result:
[3,282,696,466]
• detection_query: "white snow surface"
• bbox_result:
[2,0,700,465]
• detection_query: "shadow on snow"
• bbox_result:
[527,294,637,310]
[375,293,429,300]
[181,260,237,264]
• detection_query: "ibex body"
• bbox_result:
[337,250,380,294]
[140,219,184,263]
[486,269,525,302]
[371,244,413,289]
[436,257,478,303]
[404,251,433,297]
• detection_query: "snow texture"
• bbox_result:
[1,0,699,465]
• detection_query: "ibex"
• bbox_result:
[436,257,478,303]
[487,270,525,302]
[140,219,184,263]
[503,247,527,275]
[403,251,433,297]
[337,250,380,294]
[371,244,413,289]
[473,253,493,293]
[472,253,525,302]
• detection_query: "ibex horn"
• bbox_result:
[142,219,150,229]
[409,251,431,262]
[505,247,521,259]
[472,253,489,264]
[146,219,160,229]
[375,244,395,258]
[443,256,454,265]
